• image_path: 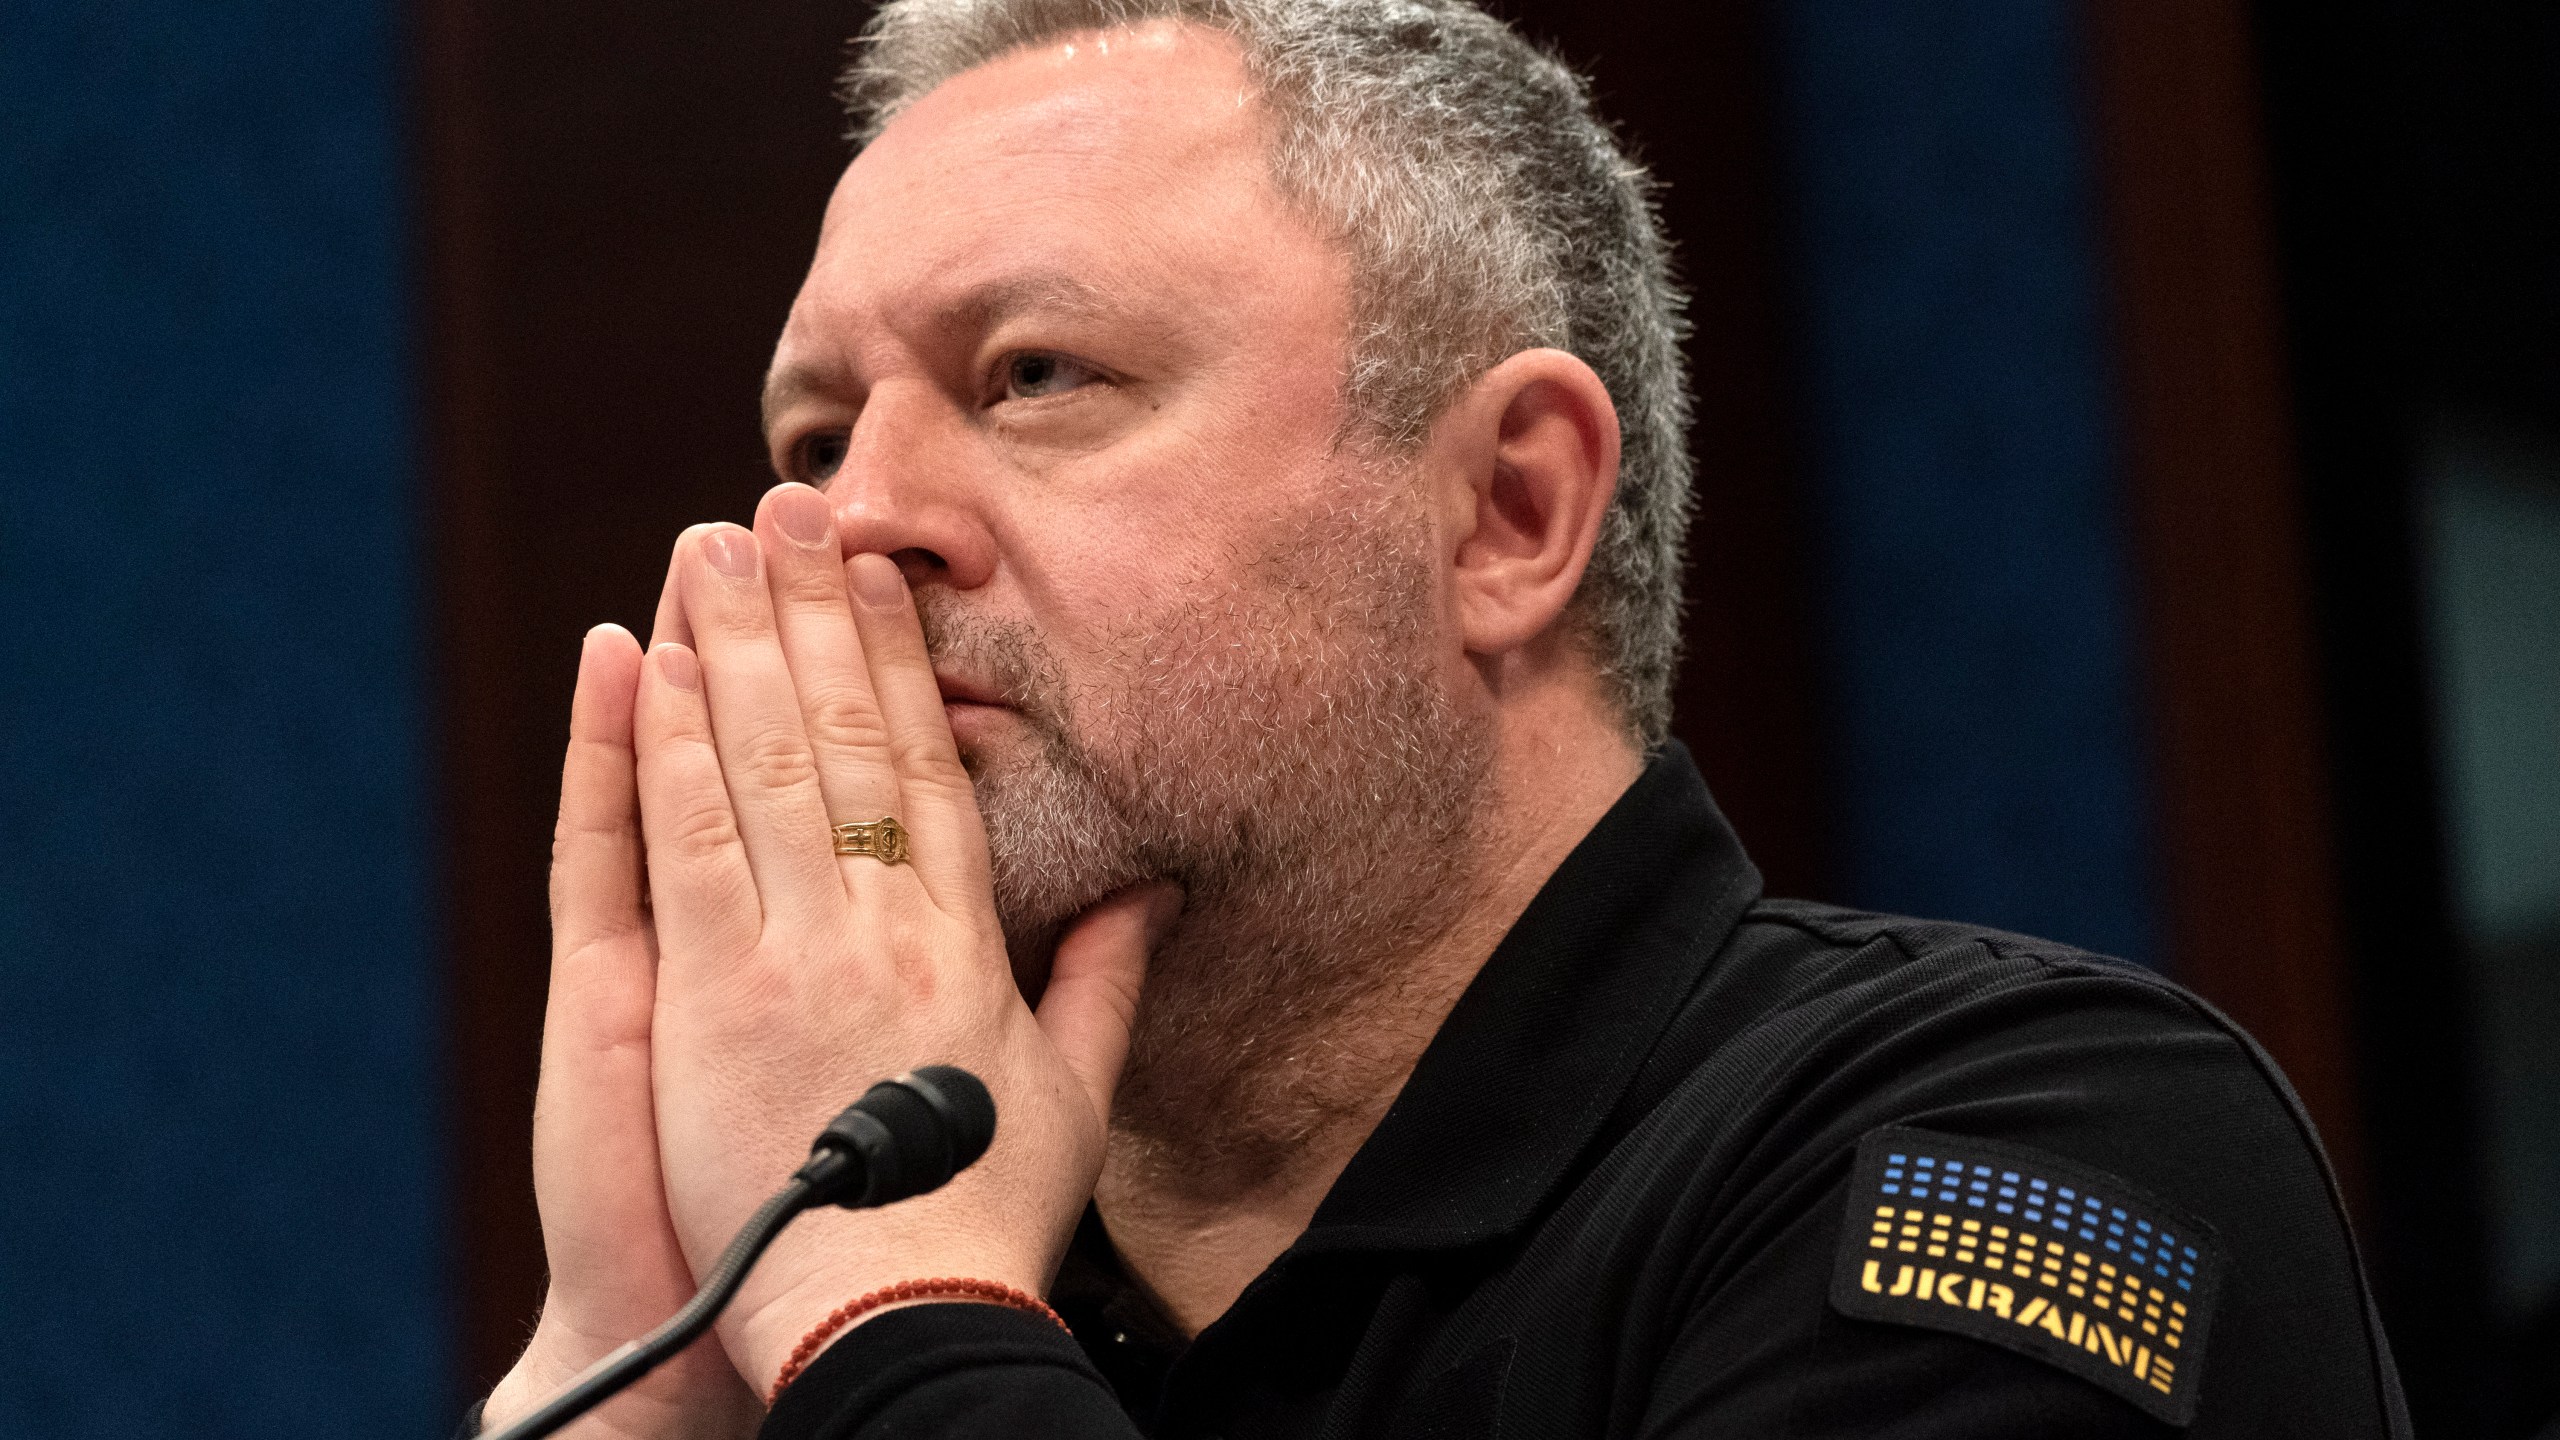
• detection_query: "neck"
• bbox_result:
[1093,680,1642,1335]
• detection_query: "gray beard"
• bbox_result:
[916,487,1492,1190]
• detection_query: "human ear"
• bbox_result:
[1441,348,1622,657]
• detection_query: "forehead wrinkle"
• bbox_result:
[929,267,1124,337]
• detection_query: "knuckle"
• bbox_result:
[804,687,893,754]
[697,586,776,639]
[730,725,821,793]
[890,733,972,789]
[663,797,744,859]
[550,803,629,855]
[550,924,646,974]
[774,566,845,610]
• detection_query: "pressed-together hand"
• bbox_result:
[628,483,1176,1397]
[490,482,1175,1435]
[480,625,762,1440]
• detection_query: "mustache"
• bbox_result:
[914,593,1069,728]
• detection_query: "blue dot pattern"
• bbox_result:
[1881,1150,2199,1292]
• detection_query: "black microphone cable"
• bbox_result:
[483,1066,997,1440]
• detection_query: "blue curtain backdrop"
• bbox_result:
[0,2,446,1436]
[1768,0,2161,965]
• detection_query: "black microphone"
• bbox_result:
[797,1065,998,1208]
[484,1066,997,1440]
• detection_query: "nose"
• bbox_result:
[826,379,998,592]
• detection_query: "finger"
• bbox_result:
[537,625,692,1287]
[550,624,649,968]
[633,640,764,959]
[678,524,846,928]
[648,527,701,649]
[844,552,992,906]
[752,485,903,847]
[1035,883,1182,1117]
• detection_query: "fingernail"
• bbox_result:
[773,486,833,548]
[656,644,700,691]
[702,526,757,580]
[849,553,906,610]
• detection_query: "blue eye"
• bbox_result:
[798,432,848,482]
[1004,352,1097,400]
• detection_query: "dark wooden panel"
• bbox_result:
[2079,0,2364,1198]
[415,0,856,1394]
[1499,0,1828,902]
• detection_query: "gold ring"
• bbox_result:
[832,816,910,865]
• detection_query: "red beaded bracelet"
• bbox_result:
[767,1277,1070,1405]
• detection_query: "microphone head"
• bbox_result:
[810,1065,997,1209]
[904,1066,997,1172]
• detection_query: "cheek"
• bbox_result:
[1004,436,1329,606]
[977,334,1355,647]
[978,483,1218,655]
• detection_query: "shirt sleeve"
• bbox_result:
[1625,953,2398,1438]
[759,1303,1143,1440]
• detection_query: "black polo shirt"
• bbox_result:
[763,743,2409,1438]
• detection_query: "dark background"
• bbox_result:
[4,0,2554,1434]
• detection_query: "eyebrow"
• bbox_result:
[761,362,849,439]
[761,269,1135,436]
[935,269,1125,334]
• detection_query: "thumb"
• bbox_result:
[1034,882,1183,1115]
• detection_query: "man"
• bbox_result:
[476,1,2410,1436]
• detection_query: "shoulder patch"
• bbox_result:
[1827,1127,2224,1426]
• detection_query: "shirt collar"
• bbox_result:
[1286,740,1762,1255]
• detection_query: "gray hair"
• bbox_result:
[841,0,1694,741]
